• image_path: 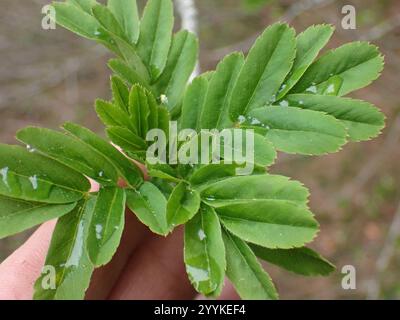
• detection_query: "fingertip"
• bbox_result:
[0,220,56,300]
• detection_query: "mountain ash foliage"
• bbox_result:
[0,0,385,300]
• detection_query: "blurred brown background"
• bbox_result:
[0,0,399,299]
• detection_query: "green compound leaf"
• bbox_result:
[1,6,388,301]
[129,85,159,138]
[111,76,129,113]
[189,163,266,189]
[0,196,77,239]
[95,99,132,129]
[217,200,319,249]
[250,245,336,276]
[286,94,386,142]
[184,205,226,296]
[69,0,97,14]
[200,52,244,130]
[218,129,277,168]
[106,126,147,157]
[108,0,140,44]
[276,24,334,100]
[246,106,347,155]
[108,59,152,91]
[62,122,143,187]
[180,75,209,131]
[147,163,181,183]
[137,0,174,81]
[179,129,276,170]
[17,127,119,185]
[52,2,100,40]
[126,182,168,236]
[157,105,170,136]
[91,3,125,40]
[112,36,151,83]
[153,30,198,111]
[105,126,145,150]
[33,198,95,300]
[229,23,296,120]
[201,174,309,207]
[291,42,384,96]
[167,182,201,230]
[87,187,126,267]
[222,229,278,300]
[0,144,89,203]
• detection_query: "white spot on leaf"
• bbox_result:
[250,118,261,125]
[160,94,169,105]
[306,85,317,94]
[238,115,246,124]
[279,100,289,107]
[95,224,103,240]
[326,84,335,94]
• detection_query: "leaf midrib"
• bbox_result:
[1,170,85,195]
[267,127,344,139]
[98,188,120,250]
[149,0,164,73]
[56,6,98,39]
[242,29,292,115]
[302,49,380,90]
[56,201,88,297]
[138,190,165,233]
[0,203,63,220]
[200,210,213,290]
[225,231,272,298]
[164,32,189,95]
[219,215,316,230]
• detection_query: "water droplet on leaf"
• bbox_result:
[237,115,246,124]
[186,265,209,283]
[95,224,103,240]
[198,229,206,241]
[29,175,38,190]
[306,85,317,94]
[279,100,289,107]
[0,167,9,187]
